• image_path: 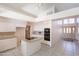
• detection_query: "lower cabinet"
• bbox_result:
[21,40,41,56]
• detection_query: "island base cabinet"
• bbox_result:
[21,40,41,56]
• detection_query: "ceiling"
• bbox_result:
[0,3,55,22]
[0,3,79,22]
[0,3,54,16]
[54,3,79,12]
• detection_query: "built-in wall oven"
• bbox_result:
[44,28,50,41]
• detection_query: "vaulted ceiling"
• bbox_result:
[0,3,79,22]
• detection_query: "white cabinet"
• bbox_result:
[21,39,41,56]
[0,38,17,52]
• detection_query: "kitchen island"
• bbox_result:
[21,37,42,56]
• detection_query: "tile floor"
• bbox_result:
[0,39,79,56]
[32,40,77,56]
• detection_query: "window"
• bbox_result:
[77,18,79,24]
[63,18,75,24]
[63,19,68,24]
[69,18,75,24]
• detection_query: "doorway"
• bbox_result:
[62,18,77,41]
[52,17,79,44]
[63,25,76,41]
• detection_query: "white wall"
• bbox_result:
[51,20,63,46]
[33,20,51,31]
